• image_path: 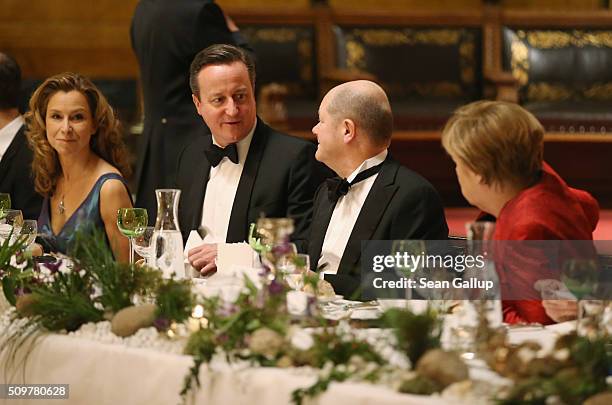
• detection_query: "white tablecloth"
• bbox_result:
[0,332,468,405]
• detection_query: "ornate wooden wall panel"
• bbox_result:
[329,0,481,11]
[501,0,605,10]
[219,0,309,8]
[0,0,139,78]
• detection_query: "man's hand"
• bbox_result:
[188,243,218,276]
[542,299,578,323]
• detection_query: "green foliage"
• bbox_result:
[70,229,162,313]
[296,327,383,368]
[498,334,611,404]
[28,270,103,331]
[398,374,442,395]
[292,367,351,405]
[380,307,441,365]
[0,232,35,306]
[155,278,194,326]
[72,229,161,314]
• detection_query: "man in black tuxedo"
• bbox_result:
[131,0,251,224]
[308,80,448,297]
[176,44,322,275]
[0,53,41,219]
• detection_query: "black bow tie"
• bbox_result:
[204,143,238,167]
[326,163,383,204]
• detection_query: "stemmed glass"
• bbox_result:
[391,239,426,300]
[19,220,38,250]
[133,226,155,266]
[116,208,148,264]
[561,258,600,336]
[0,193,10,219]
[0,209,24,243]
[278,253,310,291]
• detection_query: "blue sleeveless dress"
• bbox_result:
[37,173,131,255]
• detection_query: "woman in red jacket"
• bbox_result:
[441,101,599,324]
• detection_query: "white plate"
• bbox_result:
[317,294,344,304]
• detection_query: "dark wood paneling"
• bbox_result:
[293,130,612,208]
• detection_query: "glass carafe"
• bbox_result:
[152,189,185,279]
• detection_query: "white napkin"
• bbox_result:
[217,243,254,274]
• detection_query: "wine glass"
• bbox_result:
[18,220,38,250]
[391,239,426,300]
[561,258,600,335]
[282,253,310,291]
[0,193,10,219]
[133,226,155,266]
[116,208,148,264]
[0,209,23,243]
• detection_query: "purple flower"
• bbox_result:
[42,260,61,274]
[216,333,229,345]
[153,317,171,331]
[217,302,237,317]
[306,295,318,317]
[268,279,284,295]
[272,240,293,257]
[254,290,266,309]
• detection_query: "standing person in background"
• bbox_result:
[131,0,251,224]
[0,52,42,219]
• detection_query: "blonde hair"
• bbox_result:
[441,100,544,188]
[25,72,132,196]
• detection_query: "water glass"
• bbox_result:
[0,209,23,243]
[19,219,38,250]
[0,193,10,218]
[133,226,155,266]
[391,239,426,300]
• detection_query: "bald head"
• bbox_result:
[324,80,393,146]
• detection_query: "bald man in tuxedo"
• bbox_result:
[308,80,448,297]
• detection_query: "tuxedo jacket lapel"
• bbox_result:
[338,157,399,275]
[226,121,267,242]
[0,125,25,187]
[185,135,212,232]
[307,185,335,270]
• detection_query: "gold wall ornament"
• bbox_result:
[519,30,612,49]
[352,29,410,46]
[298,39,313,82]
[346,40,366,70]
[581,31,612,48]
[583,83,612,100]
[459,38,476,85]
[340,27,478,98]
[246,28,297,43]
[350,28,462,46]
[413,30,461,46]
[510,38,529,86]
[526,83,573,101]
[526,31,572,48]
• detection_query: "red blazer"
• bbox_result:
[493,163,599,324]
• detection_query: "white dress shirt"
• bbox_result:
[199,124,255,243]
[319,149,388,275]
[0,115,24,161]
